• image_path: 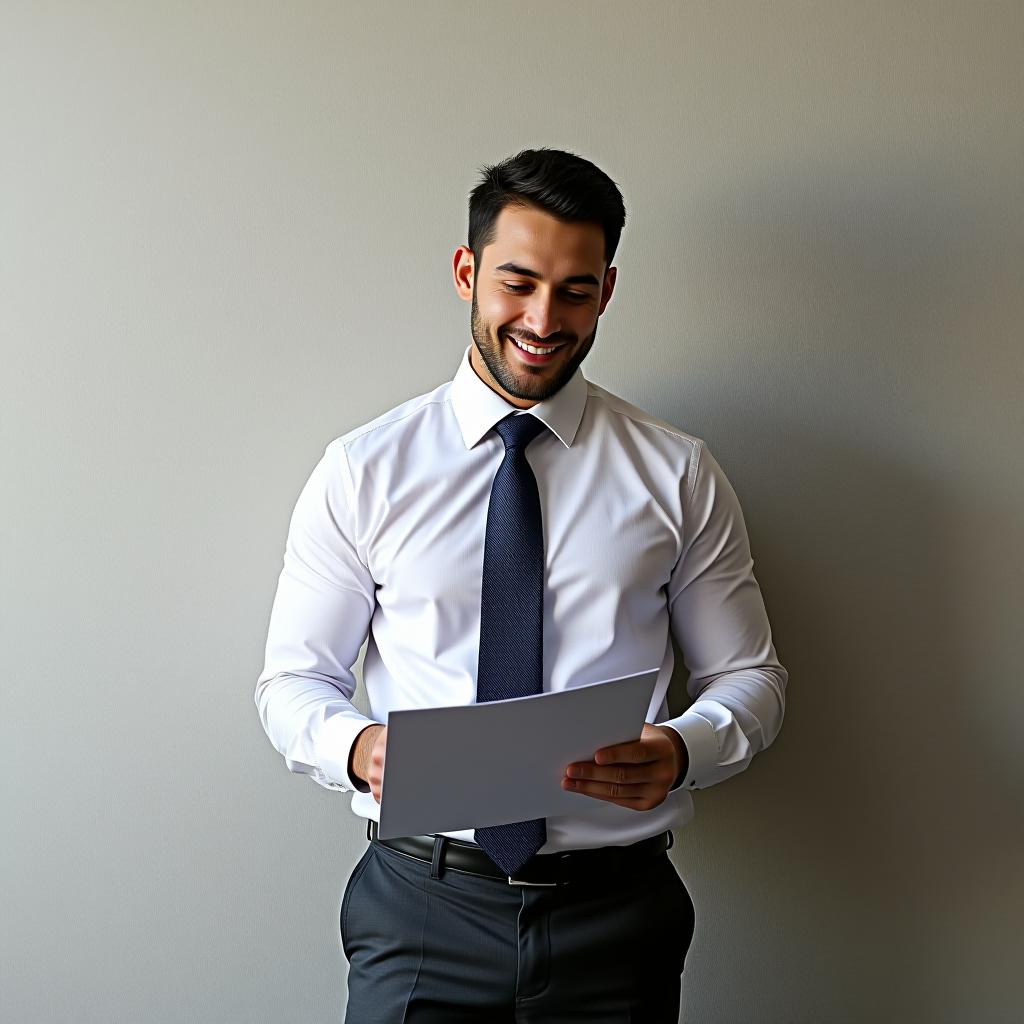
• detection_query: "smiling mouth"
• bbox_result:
[505,334,567,356]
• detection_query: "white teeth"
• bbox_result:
[509,336,560,356]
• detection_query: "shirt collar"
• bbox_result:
[450,346,588,450]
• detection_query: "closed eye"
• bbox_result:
[502,283,591,302]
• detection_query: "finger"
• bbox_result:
[565,762,666,785]
[561,777,668,809]
[593,741,658,766]
[563,774,665,797]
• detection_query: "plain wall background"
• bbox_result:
[2,3,1021,1022]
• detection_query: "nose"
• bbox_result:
[522,291,562,339]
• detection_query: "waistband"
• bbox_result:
[368,820,673,886]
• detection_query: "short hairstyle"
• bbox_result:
[467,148,627,268]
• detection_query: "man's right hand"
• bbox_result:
[350,724,387,803]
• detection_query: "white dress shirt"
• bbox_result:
[255,347,787,852]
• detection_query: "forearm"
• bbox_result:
[661,663,786,791]
[255,439,379,793]
[666,442,788,791]
[255,670,377,792]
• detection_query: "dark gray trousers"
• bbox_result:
[340,838,695,1023]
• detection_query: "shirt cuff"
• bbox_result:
[317,712,380,793]
[660,704,727,792]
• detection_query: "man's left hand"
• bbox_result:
[562,723,688,811]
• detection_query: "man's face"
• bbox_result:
[453,204,616,407]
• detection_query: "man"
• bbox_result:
[255,148,786,1022]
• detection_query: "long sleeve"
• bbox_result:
[661,442,787,791]
[254,439,379,793]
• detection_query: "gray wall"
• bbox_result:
[3,3,1021,1022]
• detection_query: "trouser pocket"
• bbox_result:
[339,846,372,961]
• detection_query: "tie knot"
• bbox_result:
[493,413,547,452]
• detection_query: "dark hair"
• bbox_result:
[467,148,626,268]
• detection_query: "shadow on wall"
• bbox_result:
[658,164,1023,1022]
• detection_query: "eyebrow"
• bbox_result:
[493,262,601,288]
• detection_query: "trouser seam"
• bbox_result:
[397,856,430,1023]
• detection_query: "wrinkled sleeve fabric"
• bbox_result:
[661,441,787,792]
[254,439,379,793]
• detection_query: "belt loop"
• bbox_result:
[430,836,447,880]
[366,819,373,843]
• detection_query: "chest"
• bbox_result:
[360,440,682,618]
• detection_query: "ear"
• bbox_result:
[452,245,474,302]
[597,265,617,316]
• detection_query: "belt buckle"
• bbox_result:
[508,851,571,887]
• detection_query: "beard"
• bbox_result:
[470,292,596,404]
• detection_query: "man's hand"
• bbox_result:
[561,723,688,811]
[350,724,387,803]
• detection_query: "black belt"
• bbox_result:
[368,820,673,887]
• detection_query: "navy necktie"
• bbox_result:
[474,413,548,876]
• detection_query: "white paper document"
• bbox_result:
[377,668,660,840]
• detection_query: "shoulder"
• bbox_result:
[584,380,705,455]
[327,380,455,460]
[583,382,742,519]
